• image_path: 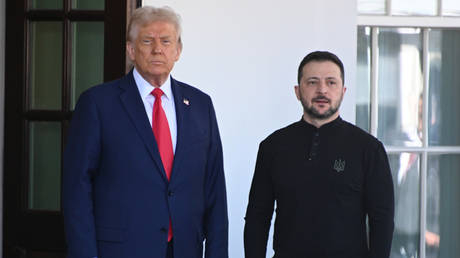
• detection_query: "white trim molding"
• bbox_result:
[358,15,460,28]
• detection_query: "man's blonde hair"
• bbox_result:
[127,6,182,48]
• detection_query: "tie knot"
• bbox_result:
[152,88,164,99]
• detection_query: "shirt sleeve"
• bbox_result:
[244,140,275,258]
[365,141,395,258]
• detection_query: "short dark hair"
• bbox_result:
[297,51,344,85]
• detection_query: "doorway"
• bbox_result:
[3,0,138,257]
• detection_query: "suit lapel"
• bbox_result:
[170,77,188,182]
[118,71,168,182]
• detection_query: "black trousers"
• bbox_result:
[166,240,174,258]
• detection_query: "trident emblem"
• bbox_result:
[333,159,346,173]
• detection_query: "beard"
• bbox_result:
[302,94,343,120]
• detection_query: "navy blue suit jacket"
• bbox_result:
[63,71,228,258]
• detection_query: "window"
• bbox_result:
[4,0,131,255]
[357,1,460,258]
[26,0,105,212]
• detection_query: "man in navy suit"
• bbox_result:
[63,6,228,258]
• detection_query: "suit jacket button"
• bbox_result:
[160,227,167,233]
[168,191,174,197]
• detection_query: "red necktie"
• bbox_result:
[151,88,174,241]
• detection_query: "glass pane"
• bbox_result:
[71,22,104,109]
[377,28,423,147]
[443,0,460,16]
[72,0,104,10]
[426,154,460,258]
[29,22,62,110]
[29,0,63,10]
[388,153,421,258]
[392,0,437,15]
[357,0,386,15]
[356,26,371,133]
[29,122,61,211]
[428,29,460,146]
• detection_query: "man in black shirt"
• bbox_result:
[244,51,394,258]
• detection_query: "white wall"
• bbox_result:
[143,1,357,257]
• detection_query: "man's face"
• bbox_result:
[127,21,182,86]
[295,60,346,122]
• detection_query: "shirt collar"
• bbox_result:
[299,116,342,131]
[133,67,173,101]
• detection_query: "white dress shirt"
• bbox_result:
[133,68,177,153]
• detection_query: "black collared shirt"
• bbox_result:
[244,117,394,258]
